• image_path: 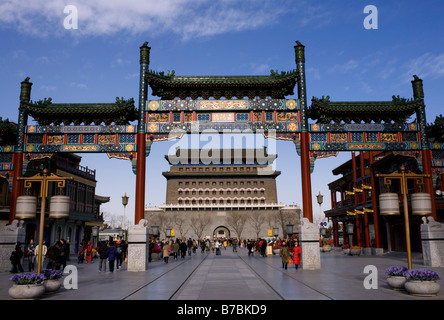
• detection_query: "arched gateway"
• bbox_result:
[2,41,440,269]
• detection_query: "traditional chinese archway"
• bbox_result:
[4,41,439,227]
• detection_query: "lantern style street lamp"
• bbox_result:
[376,167,432,269]
[152,225,159,238]
[346,222,354,246]
[166,228,172,241]
[286,223,294,239]
[16,169,72,273]
[316,191,324,226]
[121,193,129,230]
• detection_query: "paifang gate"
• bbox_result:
[4,41,441,225]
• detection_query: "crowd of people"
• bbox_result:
[10,236,301,274]
[9,238,70,273]
[77,239,128,273]
[147,236,302,270]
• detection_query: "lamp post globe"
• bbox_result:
[121,193,129,230]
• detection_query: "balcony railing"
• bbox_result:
[159,202,287,210]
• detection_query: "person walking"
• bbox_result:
[172,239,179,260]
[279,241,290,270]
[214,240,221,256]
[232,238,238,253]
[85,241,93,263]
[247,240,253,256]
[10,242,24,273]
[59,239,68,270]
[98,241,108,272]
[292,241,302,270]
[162,241,171,263]
[187,238,193,256]
[25,239,35,271]
[260,239,267,257]
[179,240,187,259]
[200,240,206,254]
[77,242,85,264]
[106,241,118,272]
[34,241,47,269]
[47,241,63,270]
[116,241,123,270]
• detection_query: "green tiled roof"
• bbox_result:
[145,70,299,100]
[309,96,423,123]
[20,98,137,125]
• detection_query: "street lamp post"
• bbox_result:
[121,193,129,231]
[286,223,294,242]
[316,191,324,226]
[376,167,432,269]
[17,169,72,273]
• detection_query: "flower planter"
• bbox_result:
[8,284,45,300]
[44,279,62,292]
[350,248,361,255]
[322,246,332,252]
[386,276,406,290]
[343,249,350,255]
[404,280,440,297]
[273,249,280,255]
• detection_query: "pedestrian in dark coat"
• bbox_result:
[106,241,118,272]
[10,242,24,273]
[47,241,63,270]
[279,241,290,270]
[98,241,108,272]
[179,241,187,258]
[260,239,267,257]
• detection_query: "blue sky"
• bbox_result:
[1,0,444,227]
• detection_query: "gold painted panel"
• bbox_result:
[211,113,235,122]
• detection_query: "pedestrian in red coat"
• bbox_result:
[292,241,301,270]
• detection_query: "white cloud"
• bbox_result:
[403,52,444,81]
[328,59,359,73]
[0,0,290,40]
[70,82,87,89]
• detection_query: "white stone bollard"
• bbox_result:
[298,218,321,270]
[127,219,150,272]
[421,216,444,267]
[0,220,26,271]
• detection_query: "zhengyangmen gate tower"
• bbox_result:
[3,41,442,263]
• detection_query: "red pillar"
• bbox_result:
[300,132,313,221]
[422,148,437,220]
[135,42,151,225]
[352,151,361,246]
[10,152,23,223]
[135,133,146,224]
[369,151,381,249]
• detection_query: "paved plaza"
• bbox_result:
[1,247,443,303]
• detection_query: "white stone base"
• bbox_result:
[299,218,321,270]
[421,217,444,267]
[0,220,26,271]
[127,219,150,272]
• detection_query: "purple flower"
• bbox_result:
[42,269,64,280]
[403,268,441,281]
[10,272,46,285]
[385,265,408,277]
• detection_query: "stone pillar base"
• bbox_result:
[0,220,26,272]
[421,217,444,267]
[127,219,150,272]
[371,247,384,256]
[299,218,321,270]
